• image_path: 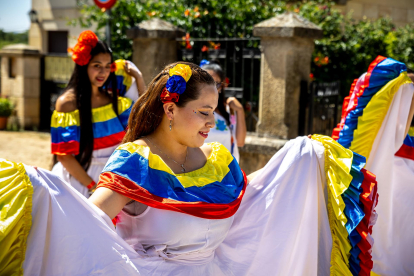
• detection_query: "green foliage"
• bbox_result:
[292,0,414,95]
[70,0,286,60]
[384,24,414,70]
[0,29,28,49]
[0,98,13,117]
[72,0,414,94]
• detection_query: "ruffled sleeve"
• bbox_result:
[117,96,133,129]
[113,60,133,97]
[50,110,80,155]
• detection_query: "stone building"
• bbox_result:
[28,0,94,53]
[336,0,414,27]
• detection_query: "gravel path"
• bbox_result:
[0,131,53,170]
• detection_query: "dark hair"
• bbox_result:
[407,68,414,74]
[201,61,230,126]
[66,41,118,170]
[124,62,215,143]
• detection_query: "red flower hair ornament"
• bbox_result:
[68,30,99,66]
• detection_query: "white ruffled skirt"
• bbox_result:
[51,145,119,197]
[15,137,335,275]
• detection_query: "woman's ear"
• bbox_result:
[163,103,175,120]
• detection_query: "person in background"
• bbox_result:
[51,30,143,197]
[201,60,246,162]
[407,68,414,82]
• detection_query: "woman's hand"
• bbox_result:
[226,97,247,147]
[226,97,244,112]
[124,61,142,79]
[124,61,146,97]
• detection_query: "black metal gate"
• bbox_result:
[299,81,340,136]
[176,37,261,132]
[39,54,73,130]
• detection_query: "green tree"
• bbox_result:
[0,29,28,49]
[71,0,286,60]
[292,0,409,96]
[72,0,414,94]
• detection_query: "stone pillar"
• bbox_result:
[127,18,185,85]
[253,12,322,139]
[0,44,42,129]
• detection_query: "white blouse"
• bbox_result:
[116,203,234,265]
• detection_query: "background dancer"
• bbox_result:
[332,56,414,275]
[51,30,143,197]
[201,60,246,162]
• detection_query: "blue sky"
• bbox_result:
[0,0,31,33]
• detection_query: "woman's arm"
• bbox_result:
[247,169,263,184]
[57,155,94,187]
[125,61,146,97]
[89,187,132,219]
[227,97,247,147]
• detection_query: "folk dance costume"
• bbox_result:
[332,56,414,275]
[51,59,138,197]
[0,135,378,275]
[51,96,133,197]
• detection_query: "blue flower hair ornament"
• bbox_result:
[160,64,192,104]
[166,75,187,95]
[200,59,210,67]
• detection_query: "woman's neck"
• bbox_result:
[148,124,188,164]
[91,85,100,97]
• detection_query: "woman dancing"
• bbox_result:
[1,62,377,275]
[51,30,143,197]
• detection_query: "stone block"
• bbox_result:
[1,57,8,77]
[378,5,392,17]
[132,37,178,85]
[363,4,379,19]
[7,77,24,98]
[11,97,40,129]
[347,2,363,18]
[239,134,287,174]
[253,12,322,39]
[253,12,318,139]
[23,78,40,97]
[128,18,185,85]
[408,9,414,21]
[23,57,41,78]
[256,37,314,139]
[127,18,185,40]
[392,7,407,22]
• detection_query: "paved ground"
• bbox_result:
[0,131,54,170]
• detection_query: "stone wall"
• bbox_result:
[336,0,414,27]
[127,18,185,85]
[238,134,287,175]
[0,45,41,129]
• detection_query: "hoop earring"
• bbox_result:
[169,120,172,131]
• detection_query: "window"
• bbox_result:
[8,57,17,78]
[48,31,69,54]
